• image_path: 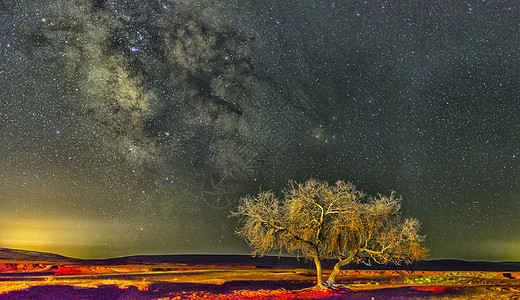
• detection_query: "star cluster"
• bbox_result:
[1,0,519,260]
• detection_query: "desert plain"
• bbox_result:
[0,249,519,299]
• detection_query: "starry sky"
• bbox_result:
[1,0,519,261]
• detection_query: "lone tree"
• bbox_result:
[232,179,427,289]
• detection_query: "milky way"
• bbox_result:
[1,0,519,260]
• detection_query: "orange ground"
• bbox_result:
[0,261,520,299]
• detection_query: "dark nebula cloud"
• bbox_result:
[1,0,519,260]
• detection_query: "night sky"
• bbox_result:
[1,0,519,261]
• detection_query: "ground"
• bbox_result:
[0,255,520,299]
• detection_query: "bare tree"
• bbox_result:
[232,179,427,289]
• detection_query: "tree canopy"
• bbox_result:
[233,179,427,289]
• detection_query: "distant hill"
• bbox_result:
[103,255,520,272]
[1,248,520,272]
[0,248,79,263]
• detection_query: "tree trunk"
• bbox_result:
[326,255,354,286]
[313,255,326,289]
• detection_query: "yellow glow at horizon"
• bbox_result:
[0,218,120,258]
[481,241,520,262]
